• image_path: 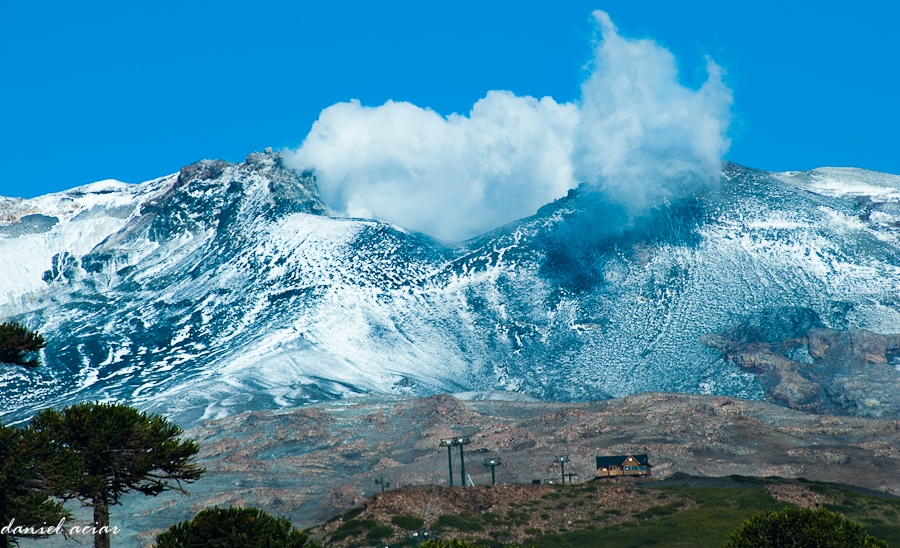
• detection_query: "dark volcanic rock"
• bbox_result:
[703,328,900,417]
[0,213,59,235]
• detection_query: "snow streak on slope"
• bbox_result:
[0,177,174,312]
[2,154,900,424]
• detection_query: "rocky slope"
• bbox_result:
[306,476,897,547]
[2,154,900,423]
[24,393,900,548]
[702,328,900,417]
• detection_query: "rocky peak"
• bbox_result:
[5,161,900,426]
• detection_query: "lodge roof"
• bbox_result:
[595,454,650,467]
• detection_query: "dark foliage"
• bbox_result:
[420,540,524,548]
[154,506,316,548]
[29,402,204,548]
[724,507,888,548]
[391,515,425,530]
[329,518,380,541]
[435,513,484,532]
[0,322,46,368]
[365,523,394,542]
[420,541,478,548]
[0,422,69,548]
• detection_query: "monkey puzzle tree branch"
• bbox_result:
[0,321,46,369]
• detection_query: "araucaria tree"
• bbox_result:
[155,506,318,548]
[725,507,888,548]
[0,322,46,368]
[30,403,205,548]
[0,422,69,548]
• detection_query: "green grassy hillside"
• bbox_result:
[311,475,900,547]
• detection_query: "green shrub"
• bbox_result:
[325,506,363,523]
[420,540,524,548]
[435,513,483,532]
[506,510,526,518]
[365,523,394,542]
[420,540,478,548]
[635,501,683,520]
[154,506,315,548]
[391,515,425,530]
[329,518,379,541]
[724,507,888,548]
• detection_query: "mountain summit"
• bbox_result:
[2,152,900,424]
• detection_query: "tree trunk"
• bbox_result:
[0,532,11,548]
[93,492,110,548]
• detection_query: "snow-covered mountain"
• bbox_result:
[3,150,900,424]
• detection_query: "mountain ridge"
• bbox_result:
[3,152,900,424]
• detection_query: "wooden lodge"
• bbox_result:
[595,454,652,477]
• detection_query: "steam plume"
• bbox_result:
[286,11,732,241]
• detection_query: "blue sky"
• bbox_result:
[1,1,898,200]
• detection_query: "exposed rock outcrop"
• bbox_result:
[701,328,900,417]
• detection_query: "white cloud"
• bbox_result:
[285,10,732,241]
[574,11,732,208]
[288,93,577,241]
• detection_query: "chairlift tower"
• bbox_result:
[409,530,431,546]
[439,436,471,487]
[375,475,390,493]
[483,457,502,486]
[555,455,570,484]
[440,438,454,486]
